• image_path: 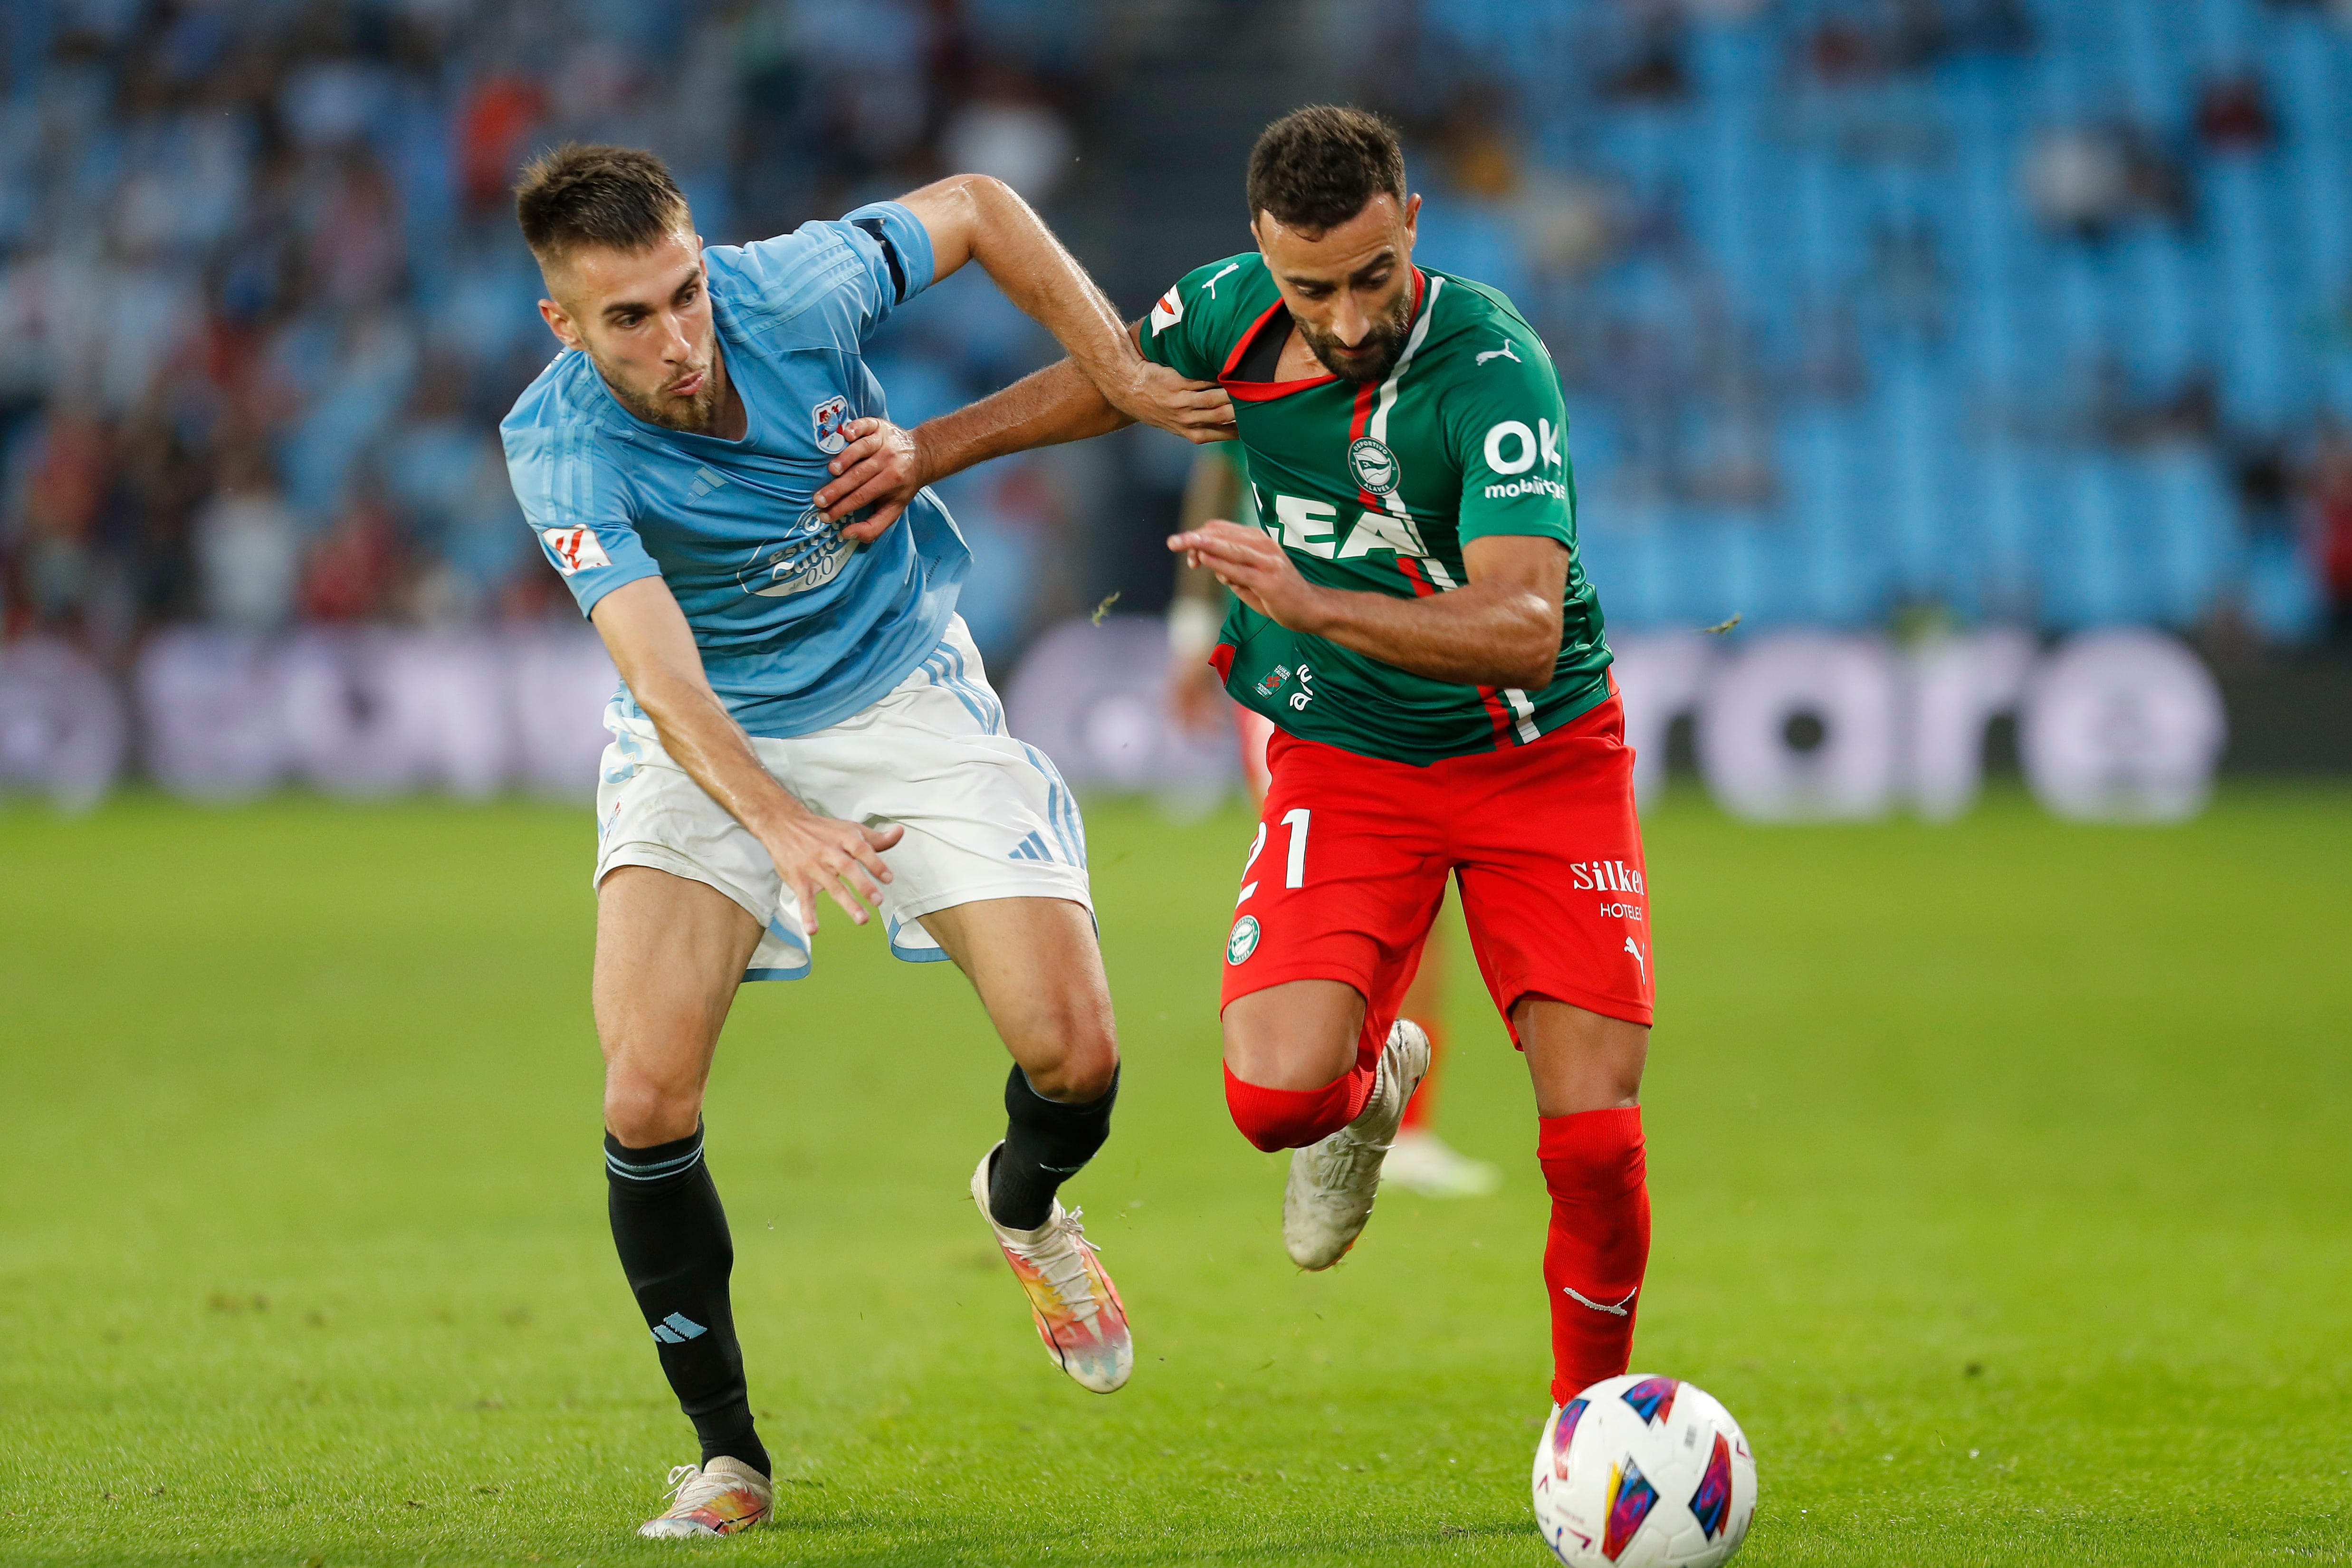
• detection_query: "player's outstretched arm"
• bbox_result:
[813,343,1231,529]
[1168,522,1568,690]
[897,175,1231,441]
[587,577,904,930]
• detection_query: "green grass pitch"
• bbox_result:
[2,786,2348,1567]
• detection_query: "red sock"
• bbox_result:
[1539,1107,1649,1406]
[1398,1017,1446,1133]
[1224,1024,1383,1152]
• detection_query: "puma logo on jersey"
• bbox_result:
[1201,262,1241,297]
[1476,340,1522,366]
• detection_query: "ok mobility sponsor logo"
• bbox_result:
[1481,417,1568,502]
[1485,476,1569,501]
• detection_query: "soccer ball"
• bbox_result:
[1531,1374,1756,1568]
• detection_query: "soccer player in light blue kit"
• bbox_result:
[499,145,1231,1539]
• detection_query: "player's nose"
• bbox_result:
[1333,296,1371,348]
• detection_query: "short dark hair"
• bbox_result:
[1246,105,1407,235]
[514,143,690,264]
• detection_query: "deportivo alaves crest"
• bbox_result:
[1226,915,1261,965]
[1348,436,1400,495]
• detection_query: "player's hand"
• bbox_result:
[1167,519,1325,631]
[814,418,928,541]
[1107,361,1237,445]
[758,809,907,932]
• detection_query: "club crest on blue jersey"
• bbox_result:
[812,394,851,454]
[737,507,853,598]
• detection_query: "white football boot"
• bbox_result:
[1382,1128,1504,1198]
[971,1146,1134,1393]
[636,1456,772,1538]
[1282,1019,1432,1269]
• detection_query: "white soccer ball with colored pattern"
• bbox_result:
[1531,1374,1756,1568]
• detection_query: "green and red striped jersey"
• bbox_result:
[1142,251,1614,765]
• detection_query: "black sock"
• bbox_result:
[988,1063,1119,1230]
[605,1125,771,1479]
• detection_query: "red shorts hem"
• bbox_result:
[1219,956,1379,1012]
[1499,983,1655,1042]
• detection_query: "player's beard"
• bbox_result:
[1299,288,1417,383]
[600,339,726,434]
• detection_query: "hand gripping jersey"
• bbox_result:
[500,201,968,739]
[1142,251,1613,765]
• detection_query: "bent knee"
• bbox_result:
[1017,1023,1119,1102]
[603,1071,705,1148]
[1022,1047,1119,1103]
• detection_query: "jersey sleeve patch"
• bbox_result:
[540,525,613,575]
[1149,287,1183,335]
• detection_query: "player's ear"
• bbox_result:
[538,297,582,351]
[1402,192,1421,248]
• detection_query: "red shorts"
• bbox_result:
[1218,691,1654,1043]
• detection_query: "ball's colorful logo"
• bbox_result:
[1226,915,1261,965]
[738,507,852,598]
[1348,436,1400,496]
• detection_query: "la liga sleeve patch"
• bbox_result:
[1148,287,1184,336]
[540,526,613,576]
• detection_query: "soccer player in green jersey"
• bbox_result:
[817,106,1655,1425]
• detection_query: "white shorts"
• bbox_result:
[593,616,1091,982]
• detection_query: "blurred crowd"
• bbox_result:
[5,0,2352,667]
[0,0,1087,660]
[1356,0,2352,641]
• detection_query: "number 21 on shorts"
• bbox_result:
[1238,808,1310,904]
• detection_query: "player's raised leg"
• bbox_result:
[1223,978,1430,1269]
[1214,735,1449,1268]
[595,865,776,1537]
[925,896,1133,1393]
[1520,999,1651,1405]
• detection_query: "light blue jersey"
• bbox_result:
[500,201,968,738]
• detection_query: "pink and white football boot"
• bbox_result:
[971,1144,1134,1393]
[636,1457,771,1538]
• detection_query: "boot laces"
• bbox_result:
[660,1463,739,1513]
[1009,1207,1104,1326]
